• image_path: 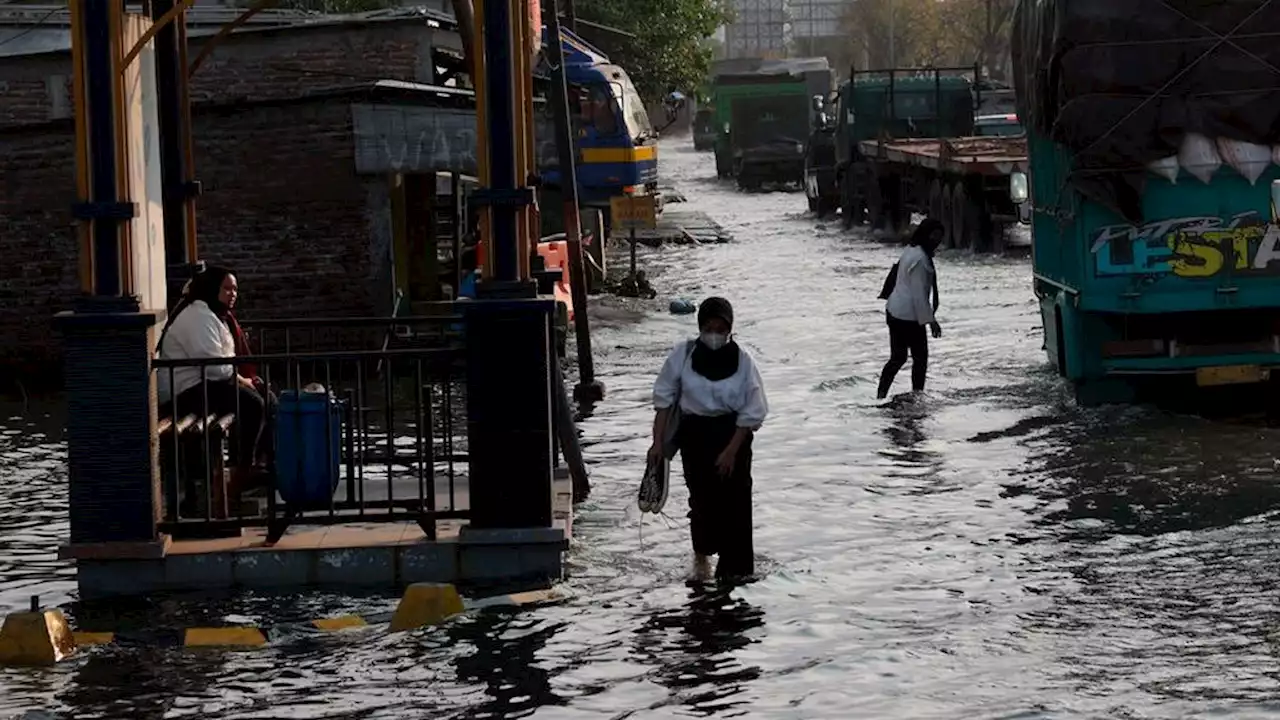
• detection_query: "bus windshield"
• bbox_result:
[570,83,620,137]
[619,81,653,140]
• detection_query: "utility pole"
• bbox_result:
[544,0,603,404]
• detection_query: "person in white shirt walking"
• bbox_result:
[649,297,769,582]
[877,218,944,399]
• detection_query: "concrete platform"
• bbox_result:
[626,208,733,246]
[70,473,574,599]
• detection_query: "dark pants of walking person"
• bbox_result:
[678,413,754,579]
[878,312,929,398]
[170,378,273,469]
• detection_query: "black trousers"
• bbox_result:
[877,312,929,397]
[678,413,754,579]
[170,378,275,468]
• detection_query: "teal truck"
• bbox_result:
[711,58,834,191]
[809,66,1026,249]
[1012,0,1280,406]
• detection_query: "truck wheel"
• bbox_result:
[940,185,955,247]
[841,174,863,229]
[866,171,886,231]
[951,183,970,250]
[966,192,989,252]
[928,180,944,225]
[889,177,910,236]
[991,221,1008,254]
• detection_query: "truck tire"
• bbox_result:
[884,175,908,235]
[966,191,990,252]
[951,182,971,250]
[840,172,864,229]
[940,185,955,248]
[866,169,886,231]
[894,177,911,234]
[928,180,944,225]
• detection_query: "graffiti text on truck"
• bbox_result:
[1092,211,1280,278]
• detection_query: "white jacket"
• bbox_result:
[885,245,936,325]
[156,300,236,404]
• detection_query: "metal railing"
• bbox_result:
[152,314,468,543]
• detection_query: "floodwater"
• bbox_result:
[5,138,1280,718]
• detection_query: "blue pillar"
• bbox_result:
[481,0,520,283]
[461,0,557,540]
[57,0,164,557]
[463,299,555,529]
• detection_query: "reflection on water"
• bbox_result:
[5,138,1280,717]
[632,586,765,716]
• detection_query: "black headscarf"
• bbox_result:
[160,264,230,339]
[691,296,740,381]
[909,218,945,256]
[156,266,256,378]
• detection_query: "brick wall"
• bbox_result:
[191,100,387,322]
[0,127,81,385]
[0,98,392,387]
[0,20,439,130]
[0,20,437,387]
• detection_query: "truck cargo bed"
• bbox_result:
[859,136,1028,176]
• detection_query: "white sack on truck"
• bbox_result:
[1146,155,1179,184]
[1216,138,1271,185]
[1012,0,1280,223]
[1178,134,1220,185]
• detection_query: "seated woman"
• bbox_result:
[157,266,273,509]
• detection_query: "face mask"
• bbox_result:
[700,332,729,351]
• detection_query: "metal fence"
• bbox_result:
[152,315,468,543]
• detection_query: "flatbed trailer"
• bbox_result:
[857,134,1029,251]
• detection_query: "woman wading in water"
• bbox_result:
[649,297,769,582]
[877,218,944,399]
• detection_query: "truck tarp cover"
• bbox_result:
[1011,0,1280,223]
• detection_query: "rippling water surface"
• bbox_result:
[6,138,1280,719]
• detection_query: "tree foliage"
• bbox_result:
[939,0,1015,79]
[839,0,1015,79]
[841,0,946,70]
[575,0,730,102]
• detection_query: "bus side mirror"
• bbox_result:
[1010,171,1029,205]
[812,94,825,112]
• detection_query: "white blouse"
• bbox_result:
[156,300,236,404]
[885,244,936,325]
[652,340,769,429]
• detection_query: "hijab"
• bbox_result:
[909,217,945,257]
[158,265,257,379]
[691,296,740,381]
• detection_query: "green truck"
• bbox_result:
[710,58,834,191]
[807,66,1028,250]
